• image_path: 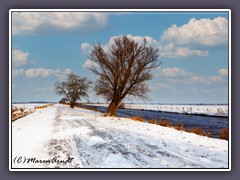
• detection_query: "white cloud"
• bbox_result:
[219,68,228,76]
[126,34,159,47]
[162,47,208,58]
[169,75,223,85]
[152,71,226,93]
[83,59,96,69]
[151,83,170,90]
[55,68,73,80]
[159,67,192,77]
[64,68,72,75]
[161,16,228,47]
[12,68,24,77]
[206,75,223,84]
[24,68,72,79]
[25,68,57,78]
[90,34,209,59]
[80,43,92,53]
[12,12,109,35]
[187,75,206,84]
[12,49,29,67]
[107,34,159,49]
[156,66,226,86]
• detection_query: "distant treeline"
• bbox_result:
[12,101,57,104]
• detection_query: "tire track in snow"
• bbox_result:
[78,120,206,168]
[45,107,80,168]
[65,116,201,168]
[55,108,152,168]
[72,120,151,168]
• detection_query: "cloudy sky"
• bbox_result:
[11,10,229,104]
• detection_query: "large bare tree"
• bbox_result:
[55,73,91,108]
[88,36,160,116]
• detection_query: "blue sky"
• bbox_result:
[11,10,229,104]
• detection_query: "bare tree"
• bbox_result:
[88,36,160,116]
[55,73,91,108]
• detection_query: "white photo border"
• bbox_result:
[9,9,231,171]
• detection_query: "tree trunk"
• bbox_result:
[70,102,75,108]
[106,100,121,116]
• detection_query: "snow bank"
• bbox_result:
[12,105,35,121]
[12,103,54,121]
[88,103,228,117]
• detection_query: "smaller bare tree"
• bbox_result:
[55,73,91,108]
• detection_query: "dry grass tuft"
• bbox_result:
[174,121,184,131]
[149,120,158,124]
[35,104,54,109]
[130,116,145,122]
[187,127,212,137]
[188,127,203,136]
[219,128,228,140]
[158,119,172,127]
[203,130,212,138]
[127,115,218,139]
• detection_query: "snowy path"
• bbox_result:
[11,104,228,169]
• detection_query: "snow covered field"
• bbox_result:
[11,104,228,170]
[12,103,53,108]
[89,103,228,117]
